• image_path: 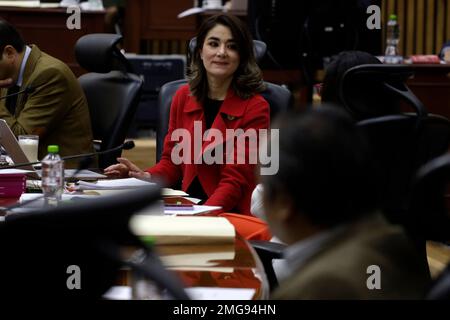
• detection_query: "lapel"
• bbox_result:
[15,45,41,115]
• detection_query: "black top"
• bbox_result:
[186,97,223,202]
[203,97,223,129]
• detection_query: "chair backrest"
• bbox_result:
[156,80,292,161]
[75,34,143,168]
[357,113,450,227]
[408,152,450,243]
[340,64,427,121]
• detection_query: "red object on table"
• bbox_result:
[0,174,26,198]
[410,55,441,64]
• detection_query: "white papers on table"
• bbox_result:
[161,188,188,197]
[7,193,99,213]
[20,193,99,203]
[130,215,235,245]
[0,169,32,174]
[0,1,40,7]
[76,178,155,190]
[187,287,255,300]
[164,205,221,215]
[74,179,191,199]
[182,197,201,204]
[39,3,60,8]
[103,286,255,300]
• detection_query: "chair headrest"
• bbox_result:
[75,33,127,73]
[340,64,427,119]
[188,37,267,63]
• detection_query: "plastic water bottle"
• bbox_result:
[385,14,402,64]
[41,145,64,205]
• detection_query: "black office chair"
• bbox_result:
[75,33,143,168]
[357,113,450,227]
[340,64,428,121]
[408,152,450,244]
[407,153,450,294]
[249,240,285,291]
[338,63,450,226]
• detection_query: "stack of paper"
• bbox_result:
[129,216,235,245]
[163,205,222,215]
[76,178,155,190]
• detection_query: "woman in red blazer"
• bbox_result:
[105,14,269,215]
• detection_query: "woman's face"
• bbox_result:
[200,24,240,82]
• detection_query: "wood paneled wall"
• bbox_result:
[382,0,450,56]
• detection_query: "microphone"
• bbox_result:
[0,140,135,170]
[61,140,135,161]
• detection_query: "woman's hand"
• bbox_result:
[104,157,151,181]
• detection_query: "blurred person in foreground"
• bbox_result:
[262,107,430,299]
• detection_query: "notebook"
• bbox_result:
[0,119,105,180]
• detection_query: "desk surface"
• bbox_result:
[117,234,269,300]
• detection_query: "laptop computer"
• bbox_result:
[0,119,106,180]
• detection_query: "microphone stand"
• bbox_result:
[0,141,135,170]
[0,86,34,101]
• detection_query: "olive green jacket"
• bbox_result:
[272,214,431,300]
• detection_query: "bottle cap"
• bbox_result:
[47,145,59,153]
[389,14,398,21]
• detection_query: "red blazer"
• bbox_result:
[147,84,270,215]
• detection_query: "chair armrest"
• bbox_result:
[249,240,286,260]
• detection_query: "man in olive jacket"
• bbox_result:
[262,108,431,299]
[0,20,94,167]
